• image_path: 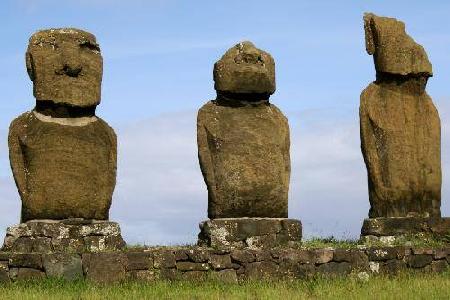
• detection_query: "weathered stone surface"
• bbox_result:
[317,262,351,277]
[367,248,399,261]
[9,112,116,221]
[333,249,369,269]
[281,219,302,241]
[430,217,450,235]
[186,248,210,263]
[173,249,188,261]
[379,259,406,275]
[9,253,43,269]
[8,267,18,280]
[295,264,316,279]
[314,249,334,264]
[364,13,432,76]
[278,257,316,280]
[128,270,157,281]
[244,261,279,280]
[253,249,272,262]
[407,254,433,268]
[16,268,45,280]
[176,262,209,272]
[211,248,231,255]
[412,248,434,255]
[2,220,125,253]
[0,261,10,282]
[158,268,179,281]
[280,249,316,265]
[0,246,450,282]
[360,13,440,221]
[83,253,127,283]
[198,100,289,218]
[210,254,232,270]
[84,235,126,252]
[9,28,116,222]
[213,41,275,96]
[361,217,431,236]
[153,250,176,269]
[198,42,290,219]
[5,237,52,253]
[126,252,151,271]
[43,254,82,280]
[434,248,448,260]
[231,249,254,263]
[26,28,102,107]
[52,238,85,253]
[198,218,301,249]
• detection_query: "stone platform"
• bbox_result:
[198,218,302,249]
[361,217,450,242]
[2,219,126,253]
[0,245,449,283]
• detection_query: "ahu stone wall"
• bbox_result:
[0,246,449,283]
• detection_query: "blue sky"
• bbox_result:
[0,1,449,244]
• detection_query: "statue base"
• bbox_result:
[198,218,302,249]
[2,219,126,253]
[360,217,450,243]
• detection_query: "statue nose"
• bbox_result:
[241,52,260,64]
[60,46,82,77]
[63,63,82,77]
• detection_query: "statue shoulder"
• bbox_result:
[197,101,217,123]
[9,111,33,137]
[268,103,289,125]
[94,117,117,144]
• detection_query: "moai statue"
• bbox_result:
[360,14,447,239]
[197,41,301,248]
[3,29,125,252]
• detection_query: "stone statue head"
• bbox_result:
[213,41,275,97]
[364,13,432,76]
[26,28,103,107]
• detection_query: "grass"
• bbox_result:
[297,235,450,249]
[1,271,450,300]
[125,235,450,252]
[298,237,360,249]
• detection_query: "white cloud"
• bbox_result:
[290,110,368,239]
[111,111,205,245]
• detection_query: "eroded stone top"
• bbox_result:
[26,28,103,107]
[213,41,275,95]
[364,13,432,76]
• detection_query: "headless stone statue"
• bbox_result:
[197,42,300,248]
[360,14,444,238]
[8,29,116,222]
[197,41,289,218]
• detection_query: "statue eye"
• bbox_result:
[80,41,100,53]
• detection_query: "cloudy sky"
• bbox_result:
[0,1,449,245]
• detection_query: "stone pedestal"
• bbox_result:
[360,217,450,242]
[198,218,302,249]
[2,219,126,253]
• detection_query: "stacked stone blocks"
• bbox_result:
[0,246,449,283]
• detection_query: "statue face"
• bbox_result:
[213,41,276,95]
[26,28,103,107]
